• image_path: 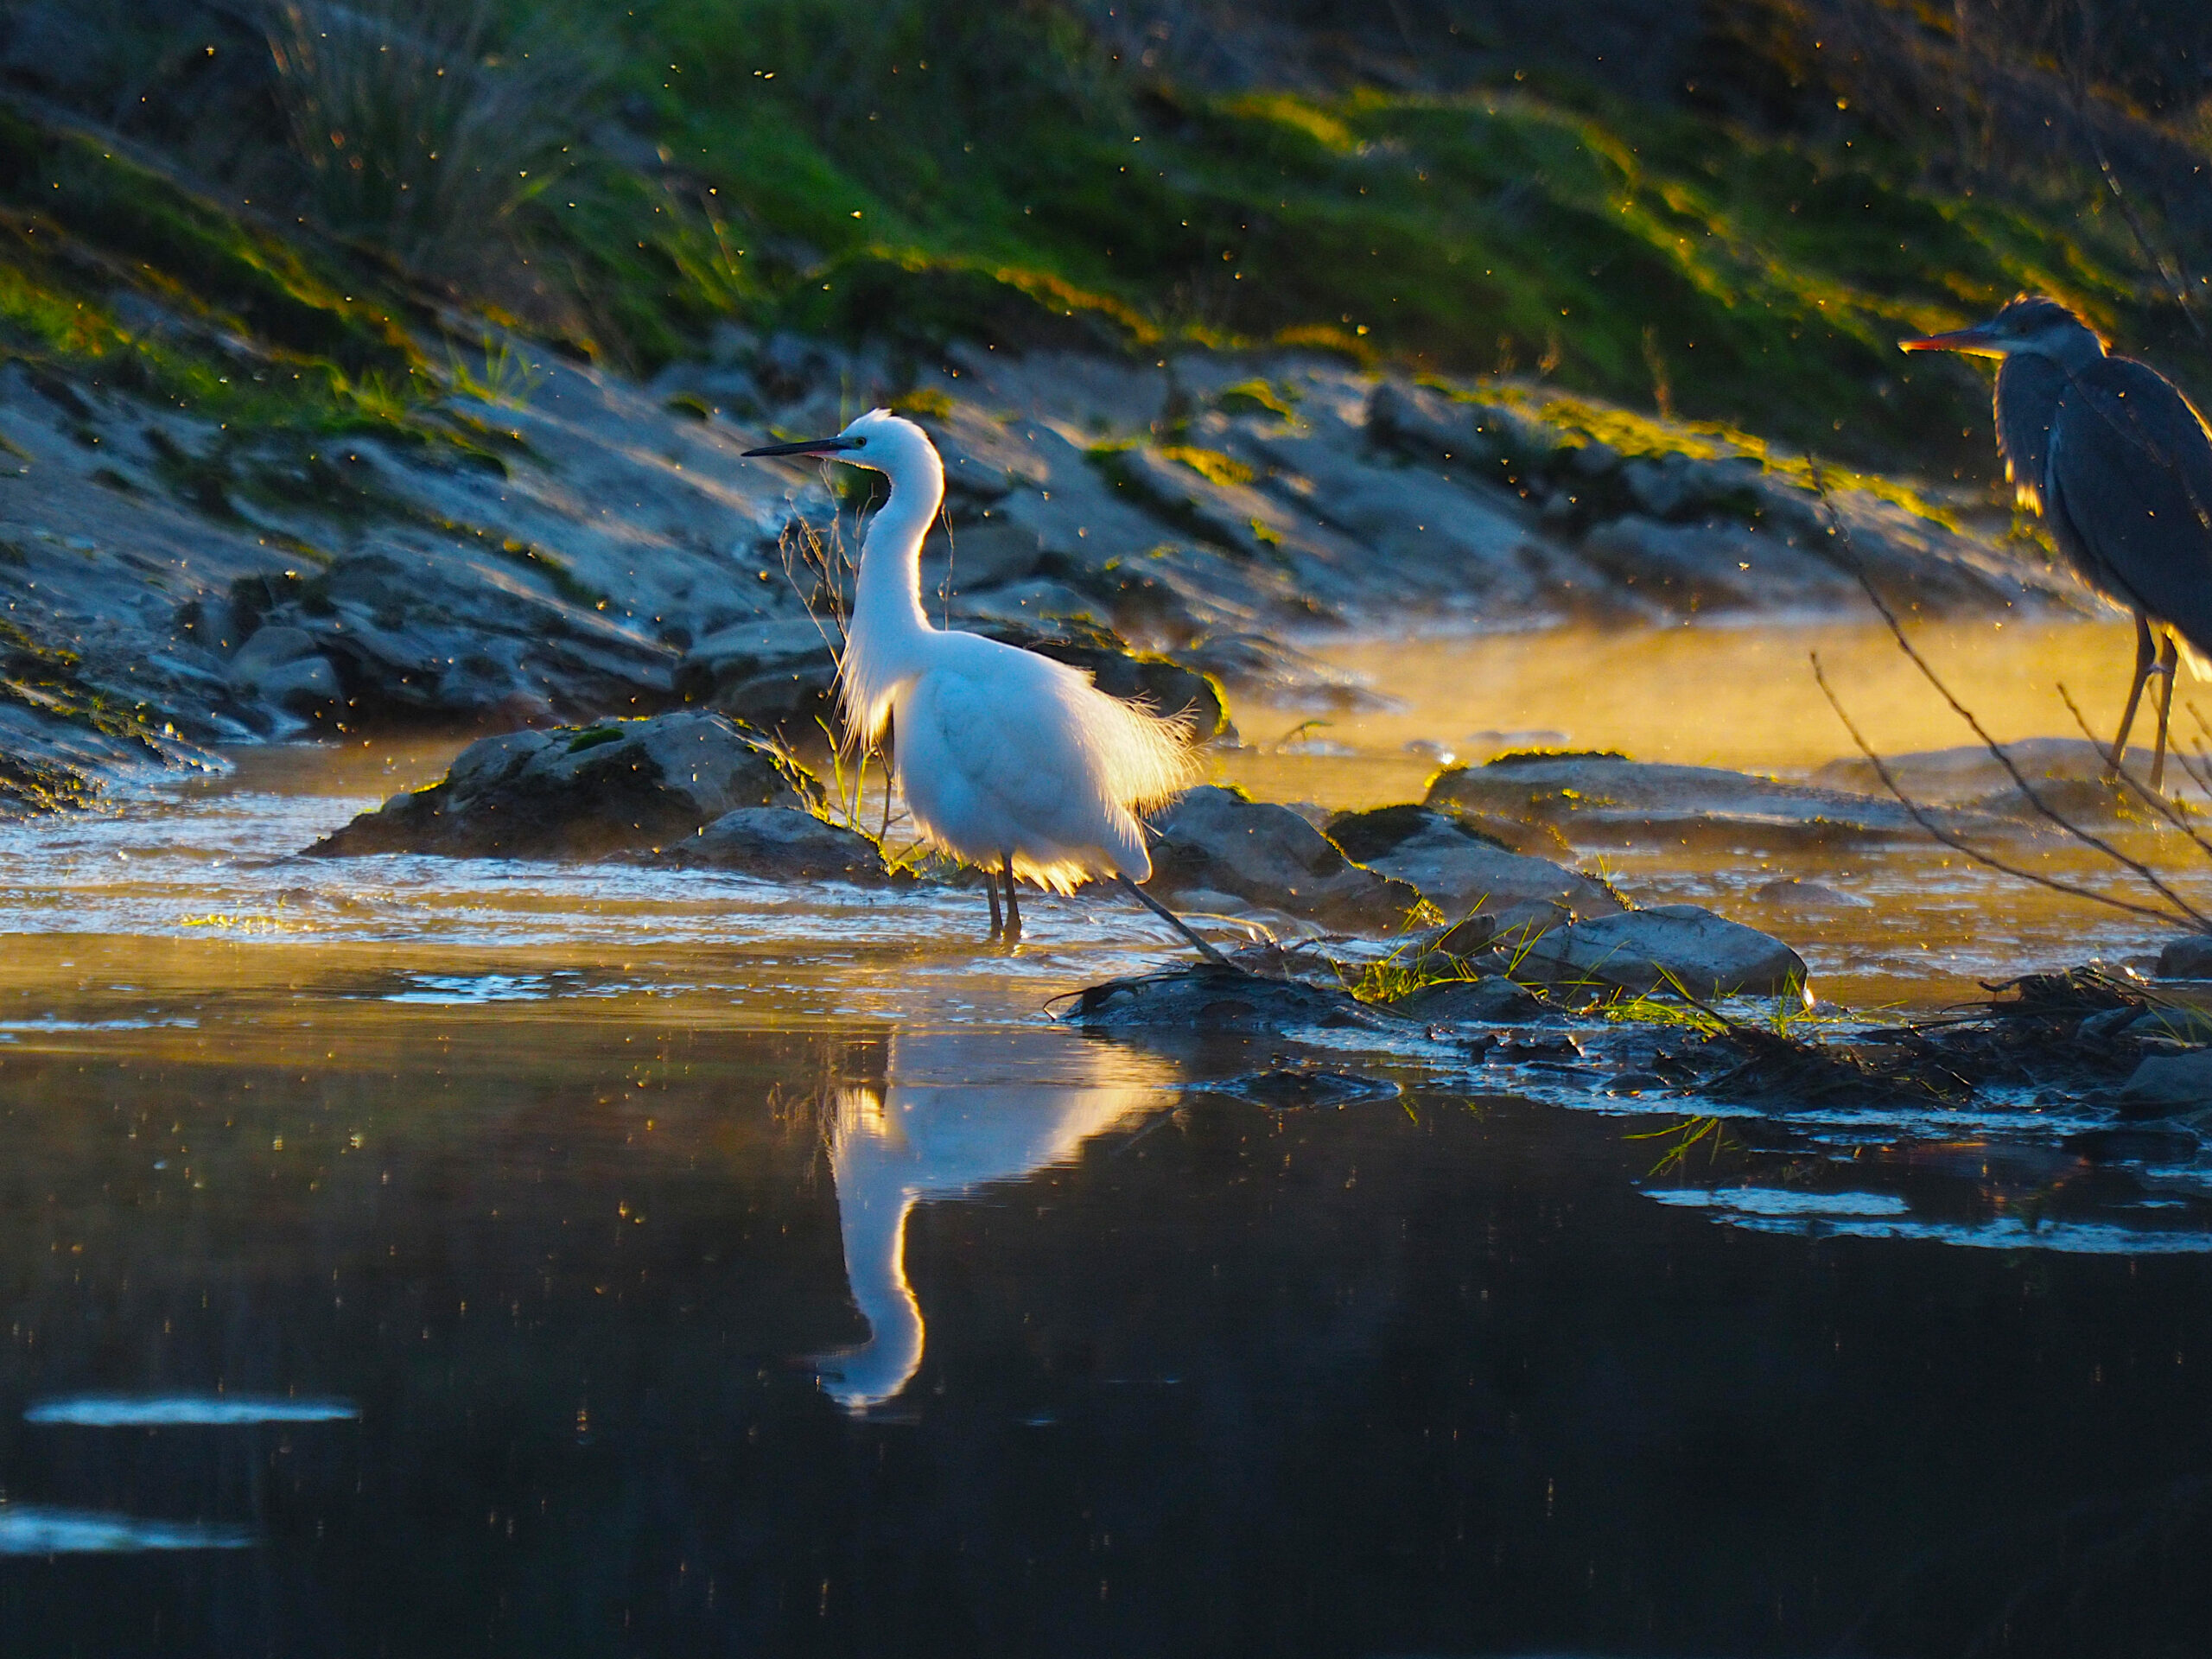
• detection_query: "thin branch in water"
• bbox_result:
[2055,682,2212,861]
[1811,653,2200,930]
[2167,738,2212,804]
[1805,456,2212,927]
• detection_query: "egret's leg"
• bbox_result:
[2107,613,2158,778]
[1001,858,1022,942]
[1114,875,1230,966]
[985,870,1003,940]
[2152,632,2180,794]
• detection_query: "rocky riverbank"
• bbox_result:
[0,316,2095,812]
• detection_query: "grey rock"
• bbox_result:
[1059,963,1407,1033]
[1147,786,1421,932]
[2115,1048,2212,1116]
[268,550,676,724]
[1576,514,1855,611]
[1813,738,2145,804]
[1367,381,1551,473]
[2121,1004,2212,1044]
[226,625,319,685]
[2064,1123,2202,1163]
[256,653,342,715]
[951,579,1098,626]
[1230,410,1571,622]
[1389,976,1547,1024]
[308,711,807,860]
[660,805,893,885]
[1491,903,1808,998]
[1570,439,1621,476]
[1324,804,1620,933]
[1622,454,1700,518]
[2157,935,2212,979]
[926,518,1046,589]
[1106,443,1372,582]
[675,616,840,731]
[1427,752,1980,849]
[1752,878,1874,910]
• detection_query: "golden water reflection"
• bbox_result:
[1221,617,2148,806]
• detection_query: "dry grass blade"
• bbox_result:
[266,0,589,280]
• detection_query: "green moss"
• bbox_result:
[1217,378,1300,418]
[782,246,1154,353]
[0,6,2190,488]
[1158,446,1255,488]
[493,538,612,612]
[565,725,626,753]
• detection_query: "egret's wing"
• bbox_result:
[918,655,1091,842]
[2049,357,2212,656]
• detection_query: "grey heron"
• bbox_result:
[1902,296,2212,791]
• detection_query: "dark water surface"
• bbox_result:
[1,963,2206,1658]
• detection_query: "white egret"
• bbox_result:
[746,410,1224,956]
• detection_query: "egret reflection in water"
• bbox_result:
[816,1054,1172,1411]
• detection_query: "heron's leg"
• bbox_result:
[2152,632,2180,794]
[1115,875,1230,967]
[2107,612,2158,779]
[985,869,1003,940]
[1001,857,1022,942]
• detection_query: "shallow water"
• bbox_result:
[1,620,2209,1656]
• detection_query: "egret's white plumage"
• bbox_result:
[752,410,1196,899]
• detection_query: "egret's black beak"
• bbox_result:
[743,434,862,458]
[1899,322,2006,357]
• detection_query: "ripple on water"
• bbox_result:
[25,1395,359,1427]
[0,1507,254,1554]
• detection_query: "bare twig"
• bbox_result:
[1811,653,2200,929]
[2063,75,2205,339]
[2188,700,2212,752]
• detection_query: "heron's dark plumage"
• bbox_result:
[1910,292,2212,785]
[2043,355,2212,662]
[1993,353,2063,513]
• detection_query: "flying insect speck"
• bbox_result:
[1903,296,2212,791]
[745,410,1223,957]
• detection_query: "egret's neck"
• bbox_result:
[840,442,944,743]
[851,450,944,642]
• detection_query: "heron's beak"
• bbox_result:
[1898,323,2007,357]
[743,434,862,458]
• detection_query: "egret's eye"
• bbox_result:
[850,435,868,448]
